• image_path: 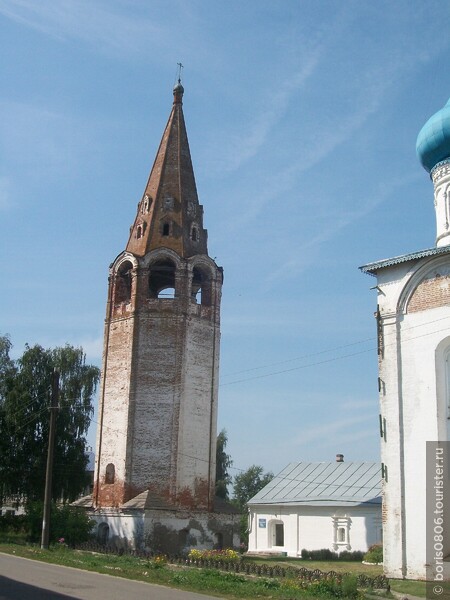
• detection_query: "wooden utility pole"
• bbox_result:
[41,369,60,550]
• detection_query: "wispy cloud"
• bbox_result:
[340,399,375,411]
[0,0,170,56]
[0,99,101,184]
[292,414,374,447]
[218,55,321,173]
[263,171,420,286]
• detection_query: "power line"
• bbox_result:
[221,313,450,379]
[220,317,450,387]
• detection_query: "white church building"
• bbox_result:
[361,97,450,580]
[247,458,382,557]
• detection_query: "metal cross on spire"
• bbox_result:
[177,62,184,83]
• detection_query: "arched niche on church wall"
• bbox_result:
[435,336,450,441]
[397,255,450,315]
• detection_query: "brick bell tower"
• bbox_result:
[94,81,222,512]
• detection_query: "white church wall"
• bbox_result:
[376,256,450,579]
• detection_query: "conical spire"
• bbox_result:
[126,83,208,258]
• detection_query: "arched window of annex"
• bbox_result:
[149,258,177,299]
[114,261,133,304]
[105,463,115,484]
[191,265,212,306]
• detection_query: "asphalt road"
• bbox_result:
[0,553,221,600]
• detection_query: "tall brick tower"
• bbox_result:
[93,80,223,516]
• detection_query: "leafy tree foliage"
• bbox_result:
[0,336,100,505]
[0,335,13,401]
[232,464,274,509]
[232,464,274,546]
[215,428,233,499]
[26,501,94,546]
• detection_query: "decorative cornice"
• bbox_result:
[431,158,450,183]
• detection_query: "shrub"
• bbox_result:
[25,501,94,546]
[341,575,359,598]
[337,550,365,561]
[305,575,360,598]
[364,544,383,563]
[301,548,336,560]
[301,548,365,561]
[0,513,28,534]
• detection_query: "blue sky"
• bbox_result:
[2,0,450,479]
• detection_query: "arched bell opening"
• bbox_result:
[191,266,212,306]
[114,261,133,304]
[149,259,177,299]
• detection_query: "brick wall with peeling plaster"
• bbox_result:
[94,252,222,511]
[91,509,240,554]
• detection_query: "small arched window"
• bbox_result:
[114,261,133,304]
[191,227,198,242]
[162,223,170,236]
[136,225,142,239]
[337,527,346,542]
[105,463,115,484]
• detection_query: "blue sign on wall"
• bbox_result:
[258,518,267,528]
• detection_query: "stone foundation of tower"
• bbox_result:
[89,503,240,555]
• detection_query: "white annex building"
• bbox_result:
[247,459,382,557]
[361,97,450,580]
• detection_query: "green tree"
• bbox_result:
[232,464,274,509]
[26,501,94,546]
[0,335,14,399]
[0,337,100,505]
[232,464,274,546]
[215,428,233,499]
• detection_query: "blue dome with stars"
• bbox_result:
[417,98,450,173]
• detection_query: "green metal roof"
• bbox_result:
[360,245,450,276]
[248,462,381,507]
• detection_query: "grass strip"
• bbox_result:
[0,542,382,599]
